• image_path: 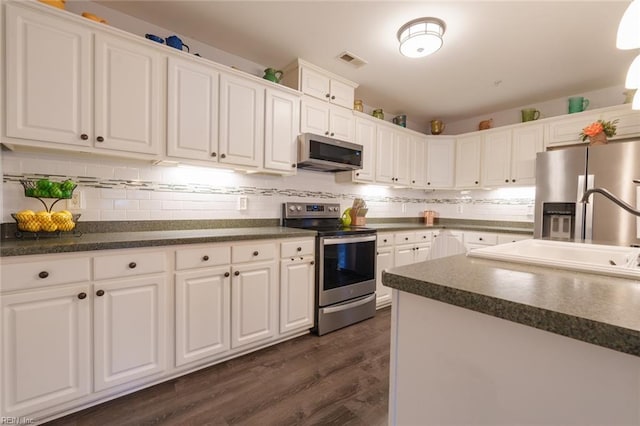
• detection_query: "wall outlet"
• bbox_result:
[401,203,407,213]
[67,190,85,210]
[457,204,464,214]
[237,196,248,211]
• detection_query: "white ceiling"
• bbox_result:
[96,1,636,129]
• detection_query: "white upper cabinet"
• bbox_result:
[375,124,412,186]
[482,129,512,187]
[410,135,427,189]
[482,124,543,187]
[6,4,92,147]
[510,124,544,185]
[219,73,265,167]
[352,117,377,182]
[167,57,219,161]
[455,134,482,188]
[300,97,355,142]
[5,4,163,156]
[425,137,455,189]
[283,59,358,110]
[94,33,164,155]
[375,126,396,184]
[264,88,300,173]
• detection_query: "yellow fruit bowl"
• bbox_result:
[12,210,81,238]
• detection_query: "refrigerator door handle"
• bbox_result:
[581,174,595,241]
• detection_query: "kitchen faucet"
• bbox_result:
[580,179,640,217]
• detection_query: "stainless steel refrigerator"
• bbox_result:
[534,141,640,247]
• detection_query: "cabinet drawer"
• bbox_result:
[497,234,532,245]
[377,233,394,247]
[232,242,277,263]
[395,232,416,244]
[281,239,314,258]
[1,256,91,291]
[176,245,231,270]
[464,232,497,245]
[94,251,166,280]
[415,231,433,242]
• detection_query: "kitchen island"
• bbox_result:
[383,255,640,426]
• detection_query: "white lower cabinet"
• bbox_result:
[0,237,318,422]
[1,285,92,418]
[93,275,167,392]
[231,260,278,349]
[174,266,231,367]
[376,233,395,308]
[430,231,466,259]
[280,256,315,333]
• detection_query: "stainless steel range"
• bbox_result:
[282,202,377,335]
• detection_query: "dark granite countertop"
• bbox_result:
[0,227,317,257]
[383,254,640,357]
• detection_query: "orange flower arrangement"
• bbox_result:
[579,119,618,142]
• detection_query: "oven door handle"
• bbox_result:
[321,293,376,314]
[322,234,377,245]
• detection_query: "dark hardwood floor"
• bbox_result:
[46,307,391,426]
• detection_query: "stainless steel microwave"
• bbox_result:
[297,133,363,172]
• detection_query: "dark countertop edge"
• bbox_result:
[383,269,640,358]
[369,223,533,234]
[0,228,317,257]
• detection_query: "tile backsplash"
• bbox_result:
[1,150,534,223]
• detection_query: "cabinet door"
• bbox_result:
[511,124,544,185]
[329,79,355,109]
[175,267,231,367]
[482,129,512,187]
[94,33,163,155]
[376,126,396,184]
[300,97,329,135]
[1,285,91,417]
[414,243,431,263]
[410,135,427,188]
[394,245,415,267]
[376,247,394,308]
[352,118,376,182]
[546,112,598,147]
[329,105,355,142]
[231,261,277,349]
[280,257,315,334]
[6,4,92,147]
[167,57,219,161]
[455,134,482,188]
[93,275,167,391]
[264,89,300,173]
[300,66,330,101]
[394,132,412,186]
[219,73,265,167]
[426,137,455,188]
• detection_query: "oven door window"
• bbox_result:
[322,237,375,290]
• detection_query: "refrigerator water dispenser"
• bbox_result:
[541,202,576,241]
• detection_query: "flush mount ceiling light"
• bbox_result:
[616,0,640,50]
[397,17,446,58]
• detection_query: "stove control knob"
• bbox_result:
[289,205,296,212]
[296,206,302,211]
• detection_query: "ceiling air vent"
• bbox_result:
[337,51,368,68]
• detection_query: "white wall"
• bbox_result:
[445,85,629,135]
[2,150,534,223]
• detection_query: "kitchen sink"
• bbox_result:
[467,239,640,279]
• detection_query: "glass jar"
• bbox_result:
[353,99,364,112]
[372,109,384,119]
